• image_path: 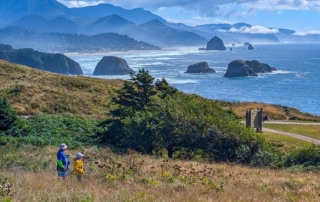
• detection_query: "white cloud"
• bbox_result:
[57,0,320,12]
[166,17,234,26]
[227,25,279,34]
[57,0,105,7]
[293,30,320,35]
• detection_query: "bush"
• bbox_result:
[0,113,101,148]
[284,145,320,167]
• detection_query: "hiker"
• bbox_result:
[74,152,85,181]
[57,143,70,180]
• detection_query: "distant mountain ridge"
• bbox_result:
[0,26,160,52]
[70,3,166,25]
[1,0,320,48]
[11,15,80,33]
[0,0,70,22]
[0,0,165,24]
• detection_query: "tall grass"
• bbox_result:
[2,146,320,202]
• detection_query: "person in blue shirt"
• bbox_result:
[57,143,70,180]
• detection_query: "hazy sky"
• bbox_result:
[57,0,320,33]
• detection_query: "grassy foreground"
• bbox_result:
[1,59,320,121]
[2,146,320,202]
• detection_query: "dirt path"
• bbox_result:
[263,128,320,145]
[240,120,320,144]
[264,121,320,125]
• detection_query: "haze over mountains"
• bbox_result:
[1,0,319,52]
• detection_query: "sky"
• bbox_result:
[57,0,320,33]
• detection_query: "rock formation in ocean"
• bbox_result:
[224,60,276,77]
[185,62,216,73]
[245,60,277,73]
[224,60,257,77]
[244,42,251,46]
[93,56,134,75]
[248,44,254,50]
[206,36,226,50]
[0,44,82,75]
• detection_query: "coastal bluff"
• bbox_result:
[224,60,276,77]
[206,36,226,50]
[93,56,135,75]
[0,44,82,75]
[185,62,216,73]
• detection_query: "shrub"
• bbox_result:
[284,145,320,167]
[0,113,101,148]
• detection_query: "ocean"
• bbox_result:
[66,43,320,116]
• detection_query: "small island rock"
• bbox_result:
[224,60,276,77]
[185,62,216,73]
[248,44,254,50]
[206,36,226,50]
[93,56,134,75]
[244,42,251,46]
[245,60,277,73]
[224,60,257,77]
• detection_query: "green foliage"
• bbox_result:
[155,77,178,99]
[99,69,265,163]
[0,98,18,132]
[284,145,320,167]
[0,113,101,148]
[111,69,156,117]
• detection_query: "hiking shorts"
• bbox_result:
[58,171,68,177]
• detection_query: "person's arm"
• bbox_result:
[57,152,65,169]
[57,160,65,169]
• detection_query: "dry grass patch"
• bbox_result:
[2,146,320,201]
[0,60,123,119]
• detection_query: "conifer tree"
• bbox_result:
[0,97,17,132]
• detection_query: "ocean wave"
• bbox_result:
[268,70,295,74]
[165,78,198,84]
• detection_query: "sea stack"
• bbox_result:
[185,62,216,73]
[248,44,254,50]
[206,36,226,50]
[0,44,82,75]
[224,60,276,77]
[245,60,276,73]
[224,60,257,77]
[93,56,134,75]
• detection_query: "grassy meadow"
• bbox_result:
[2,145,320,202]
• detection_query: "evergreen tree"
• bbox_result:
[155,77,177,98]
[129,69,156,107]
[0,97,17,132]
[110,69,157,117]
